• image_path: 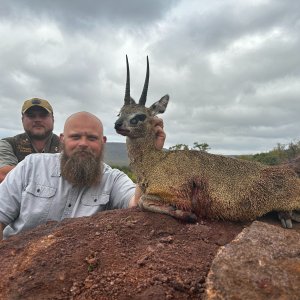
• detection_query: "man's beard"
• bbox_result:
[27,128,52,141]
[60,147,104,188]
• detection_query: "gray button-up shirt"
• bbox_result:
[0,153,135,239]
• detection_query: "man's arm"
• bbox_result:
[0,156,29,239]
[0,140,18,183]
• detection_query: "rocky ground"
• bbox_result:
[0,208,299,300]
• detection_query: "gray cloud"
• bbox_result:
[0,0,179,30]
[0,0,300,155]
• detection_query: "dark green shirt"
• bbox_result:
[0,133,60,167]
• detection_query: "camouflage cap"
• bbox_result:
[22,98,53,114]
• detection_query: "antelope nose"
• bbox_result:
[114,121,122,129]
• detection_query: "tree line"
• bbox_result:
[169,140,300,165]
[238,140,300,165]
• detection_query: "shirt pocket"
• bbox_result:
[26,182,57,198]
[81,193,110,206]
[23,182,57,226]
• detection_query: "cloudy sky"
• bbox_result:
[0,0,299,155]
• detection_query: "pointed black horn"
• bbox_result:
[124,55,131,105]
[139,56,149,106]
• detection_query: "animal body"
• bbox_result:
[115,56,300,228]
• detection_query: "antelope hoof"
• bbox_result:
[278,210,300,229]
[172,209,198,223]
[139,197,197,223]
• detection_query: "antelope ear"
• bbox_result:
[149,94,169,115]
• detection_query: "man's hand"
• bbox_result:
[151,117,166,150]
[129,185,142,208]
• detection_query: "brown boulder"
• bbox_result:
[205,221,300,300]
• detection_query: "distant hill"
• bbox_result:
[103,143,238,167]
[103,142,129,167]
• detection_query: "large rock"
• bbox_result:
[0,208,243,300]
[205,221,300,300]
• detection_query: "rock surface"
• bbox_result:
[0,208,244,300]
[0,208,299,299]
[205,221,300,300]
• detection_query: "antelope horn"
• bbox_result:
[139,56,149,106]
[124,55,131,105]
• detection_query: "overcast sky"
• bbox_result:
[0,0,299,155]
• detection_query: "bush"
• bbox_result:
[239,140,300,166]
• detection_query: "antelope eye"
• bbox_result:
[130,114,146,125]
[130,118,138,125]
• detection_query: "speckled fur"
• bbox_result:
[115,101,300,222]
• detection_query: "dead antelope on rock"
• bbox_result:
[114,56,300,228]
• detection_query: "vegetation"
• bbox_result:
[238,140,300,165]
[169,142,210,152]
[167,140,300,166]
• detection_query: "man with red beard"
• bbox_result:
[0,98,60,182]
[0,111,165,240]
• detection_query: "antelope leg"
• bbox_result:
[139,195,197,223]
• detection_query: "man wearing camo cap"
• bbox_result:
[0,97,60,182]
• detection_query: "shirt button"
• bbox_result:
[68,204,72,207]
[37,189,40,193]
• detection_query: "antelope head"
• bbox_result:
[114,56,169,139]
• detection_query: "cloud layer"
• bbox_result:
[0,0,299,154]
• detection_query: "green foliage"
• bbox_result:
[192,142,210,152]
[239,140,300,166]
[111,165,137,182]
[169,142,210,152]
[251,152,281,165]
[168,143,190,150]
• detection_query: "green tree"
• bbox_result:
[239,139,300,166]
[251,152,280,165]
[192,142,210,152]
[169,143,189,150]
[169,142,210,152]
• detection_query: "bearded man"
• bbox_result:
[0,111,165,240]
[0,98,60,182]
